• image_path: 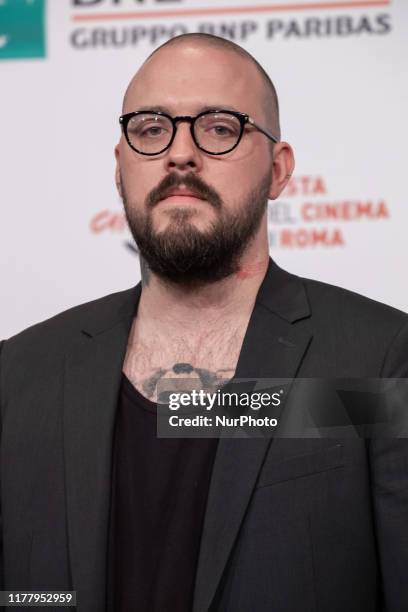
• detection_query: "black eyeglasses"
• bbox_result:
[119,109,279,156]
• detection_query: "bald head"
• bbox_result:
[122,33,281,140]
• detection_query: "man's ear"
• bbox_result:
[114,144,123,199]
[268,142,295,200]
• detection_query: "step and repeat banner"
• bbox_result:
[1,0,407,338]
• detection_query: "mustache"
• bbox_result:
[146,172,222,210]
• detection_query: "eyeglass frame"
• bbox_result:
[119,109,279,156]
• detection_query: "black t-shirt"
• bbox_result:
[107,374,219,612]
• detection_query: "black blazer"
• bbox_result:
[1,259,408,612]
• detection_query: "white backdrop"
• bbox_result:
[1,0,407,339]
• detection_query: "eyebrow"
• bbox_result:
[134,104,242,115]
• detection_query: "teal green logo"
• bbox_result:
[0,0,46,60]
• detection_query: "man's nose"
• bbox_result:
[165,121,203,172]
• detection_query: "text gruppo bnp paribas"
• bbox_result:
[70,0,392,50]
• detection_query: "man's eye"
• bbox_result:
[210,124,236,137]
[141,126,166,137]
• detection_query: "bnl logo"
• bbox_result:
[0,0,46,60]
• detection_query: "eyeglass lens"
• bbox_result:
[126,112,242,154]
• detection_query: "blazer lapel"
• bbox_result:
[63,285,140,612]
[193,259,313,612]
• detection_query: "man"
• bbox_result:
[1,33,407,612]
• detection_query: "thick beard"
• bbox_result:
[122,173,271,286]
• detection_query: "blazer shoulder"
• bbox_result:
[300,275,408,362]
[1,286,139,403]
[2,285,138,358]
[302,275,407,325]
